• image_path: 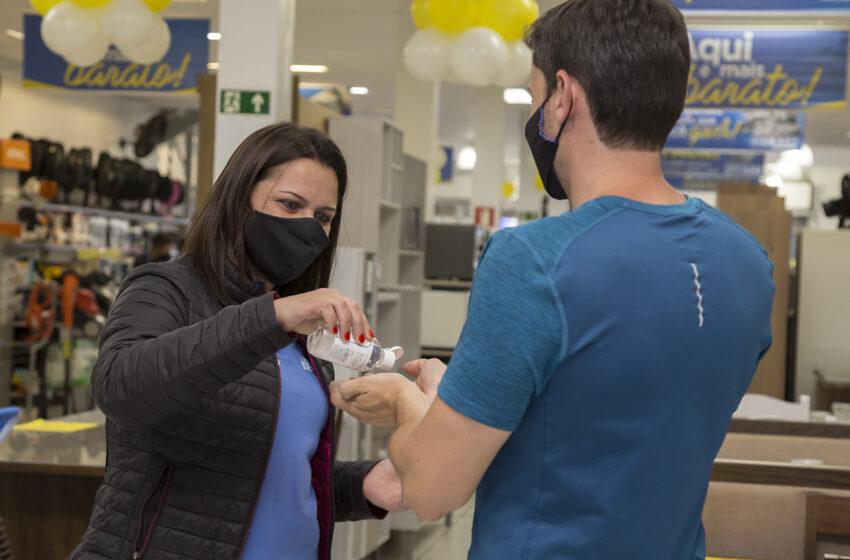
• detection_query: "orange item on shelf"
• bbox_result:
[0,138,31,171]
[0,221,21,238]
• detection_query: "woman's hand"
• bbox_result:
[274,288,373,340]
[363,459,407,512]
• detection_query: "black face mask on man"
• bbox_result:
[244,210,330,290]
[525,92,571,200]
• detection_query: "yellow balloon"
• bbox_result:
[477,0,536,41]
[502,182,517,199]
[70,0,112,8]
[428,0,479,35]
[143,0,171,12]
[411,0,431,29]
[31,0,62,15]
[527,1,540,25]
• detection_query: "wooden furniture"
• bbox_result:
[705,426,850,560]
[815,370,850,412]
[717,184,792,399]
[0,410,104,559]
[805,494,850,560]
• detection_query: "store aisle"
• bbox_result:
[378,500,475,560]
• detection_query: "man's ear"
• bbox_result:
[552,69,574,124]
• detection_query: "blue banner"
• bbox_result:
[687,29,848,109]
[667,109,805,151]
[674,0,850,11]
[23,16,209,92]
[663,152,765,181]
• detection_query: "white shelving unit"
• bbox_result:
[328,119,440,559]
[329,118,430,560]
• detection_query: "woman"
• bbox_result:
[71,123,403,560]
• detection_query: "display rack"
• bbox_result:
[18,201,190,226]
[328,117,433,559]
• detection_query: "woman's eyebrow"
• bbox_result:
[279,190,337,212]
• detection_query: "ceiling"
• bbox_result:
[2,0,850,147]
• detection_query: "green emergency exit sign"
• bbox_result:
[220,89,271,115]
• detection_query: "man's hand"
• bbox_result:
[363,459,406,512]
[404,359,447,403]
[330,373,426,427]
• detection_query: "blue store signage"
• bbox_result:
[674,0,850,11]
[667,109,805,151]
[23,15,209,92]
[663,152,766,182]
[687,29,848,109]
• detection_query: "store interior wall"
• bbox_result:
[0,68,154,154]
[806,144,849,231]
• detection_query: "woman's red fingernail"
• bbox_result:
[332,326,338,334]
[344,332,351,341]
[358,334,366,344]
[369,330,374,338]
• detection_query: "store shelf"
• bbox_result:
[398,249,424,258]
[378,284,420,292]
[425,279,473,290]
[15,242,125,262]
[379,200,401,211]
[377,292,401,304]
[19,201,190,226]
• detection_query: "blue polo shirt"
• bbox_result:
[242,343,328,560]
[438,196,774,560]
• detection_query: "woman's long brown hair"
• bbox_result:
[183,122,347,304]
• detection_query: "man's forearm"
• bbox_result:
[390,383,430,465]
[388,383,431,508]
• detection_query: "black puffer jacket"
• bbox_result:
[71,257,382,560]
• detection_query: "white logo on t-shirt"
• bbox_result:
[301,358,313,372]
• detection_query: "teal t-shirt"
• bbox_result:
[438,196,774,560]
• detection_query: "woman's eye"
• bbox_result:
[279,200,299,211]
[315,213,332,224]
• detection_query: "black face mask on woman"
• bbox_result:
[525,92,571,200]
[244,210,330,289]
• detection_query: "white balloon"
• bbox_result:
[41,2,104,57]
[103,0,155,48]
[450,27,509,87]
[403,29,453,83]
[64,32,109,67]
[494,41,533,87]
[120,16,171,64]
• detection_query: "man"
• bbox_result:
[331,1,774,558]
[133,232,175,267]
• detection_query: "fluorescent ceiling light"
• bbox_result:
[290,64,329,74]
[349,86,369,95]
[457,146,477,171]
[503,88,532,105]
[5,29,24,40]
[207,62,220,70]
[207,32,222,41]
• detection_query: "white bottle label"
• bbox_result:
[321,337,374,371]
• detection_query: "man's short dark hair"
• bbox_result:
[525,0,690,151]
[151,233,173,251]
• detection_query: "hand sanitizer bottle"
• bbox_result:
[307,327,404,373]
